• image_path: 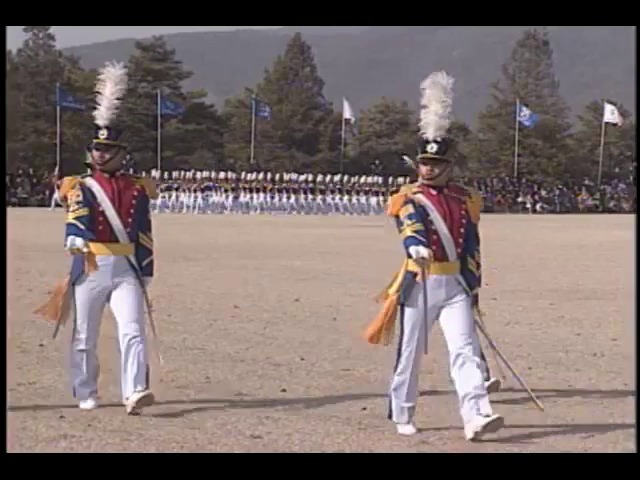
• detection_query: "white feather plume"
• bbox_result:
[93,61,128,127]
[402,154,416,169]
[419,71,455,141]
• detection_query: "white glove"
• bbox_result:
[65,236,89,253]
[408,246,433,261]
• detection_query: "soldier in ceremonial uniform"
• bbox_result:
[36,61,158,415]
[364,71,503,441]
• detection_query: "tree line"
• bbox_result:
[6,26,635,181]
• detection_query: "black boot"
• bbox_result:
[480,349,491,382]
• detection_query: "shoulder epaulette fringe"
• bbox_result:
[58,176,82,203]
[449,182,482,224]
[135,177,159,200]
[386,183,420,217]
[458,184,482,224]
[386,192,407,217]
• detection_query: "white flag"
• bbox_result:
[603,102,623,126]
[343,97,355,122]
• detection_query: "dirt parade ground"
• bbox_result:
[6,209,636,452]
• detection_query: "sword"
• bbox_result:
[124,257,164,366]
[474,306,507,383]
[141,283,164,367]
[473,316,545,412]
[420,261,429,346]
[53,318,63,339]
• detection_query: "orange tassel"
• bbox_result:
[363,293,399,345]
[34,253,97,336]
[33,275,72,327]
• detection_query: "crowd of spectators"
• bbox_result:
[461,174,636,214]
[6,169,54,208]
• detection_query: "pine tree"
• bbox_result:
[354,97,416,175]
[167,89,225,170]
[322,110,345,173]
[128,38,224,172]
[224,33,336,172]
[221,88,255,171]
[471,28,573,178]
[7,26,67,173]
[56,55,99,175]
[120,36,188,171]
[6,50,22,173]
[6,27,95,175]
[448,120,474,176]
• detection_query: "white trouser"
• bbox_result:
[388,274,492,425]
[70,255,149,403]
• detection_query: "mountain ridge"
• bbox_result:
[61,26,636,125]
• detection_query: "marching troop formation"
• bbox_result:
[150,172,402,216]
[35,61,537,445]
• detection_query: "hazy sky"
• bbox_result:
[7,26,283,50]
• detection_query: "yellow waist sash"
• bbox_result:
[88,242,135,256]
[421,260,460,276]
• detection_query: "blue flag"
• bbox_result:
[56,84,86,111]
[253,98,272,120]
[160,95,186,117]
[517,103,539,128]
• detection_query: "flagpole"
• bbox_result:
[597,99,607,188]
[340,112,346,174]
[55,83,61,173]
[157,89,161,172]
[514,97,520,178]
[250,94,256,166]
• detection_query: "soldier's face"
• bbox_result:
[418,158,451,185]
[91,145,125,171]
